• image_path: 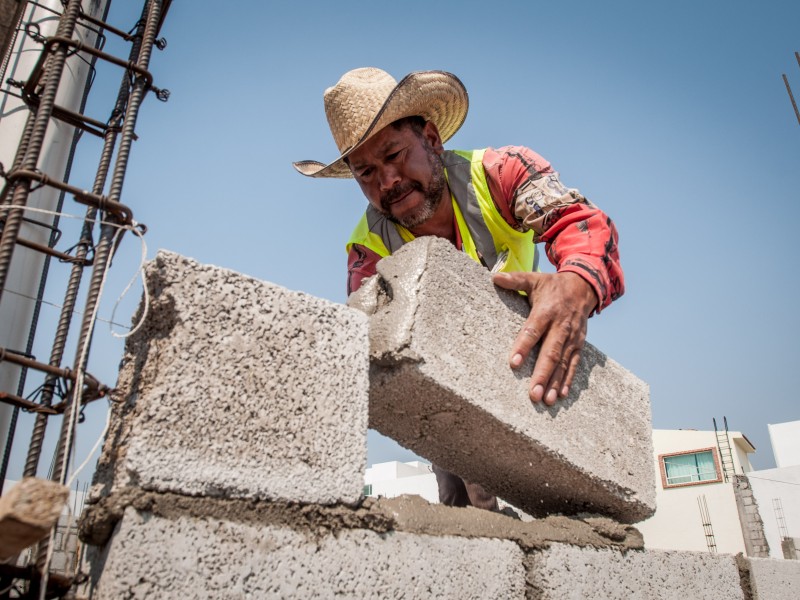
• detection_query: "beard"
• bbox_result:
[380,146,446,229]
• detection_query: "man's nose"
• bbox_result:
[378,165,401,191]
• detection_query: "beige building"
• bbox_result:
[638,422,800,559]
[636,428,757,555]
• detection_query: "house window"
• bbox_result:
[363,484,373,496]
[659,448,722,488]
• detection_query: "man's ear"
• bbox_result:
[423,120,445,154]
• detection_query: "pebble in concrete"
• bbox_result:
[90,251,369,506]
[348,237,655,522]
[87,506,526,599]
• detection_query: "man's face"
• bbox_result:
[347,120,447,229]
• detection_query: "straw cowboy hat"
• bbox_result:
[293,67,468,178]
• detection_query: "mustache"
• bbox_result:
[381,181,422,211]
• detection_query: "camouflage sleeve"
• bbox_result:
[512,171,597,235]
[347,243,381,297]
[484,146,624,313]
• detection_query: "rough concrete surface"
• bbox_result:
[525,543,744,600]
[80,490,800,600]
[86,506,526,599]
[348,237,655,522]
[90,251,369,506]
[745,556,800,600]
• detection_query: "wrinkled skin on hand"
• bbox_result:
[492,271,598,406]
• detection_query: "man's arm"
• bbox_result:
[484,146,624,405]
[347,243,381,296]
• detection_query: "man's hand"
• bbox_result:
[492,271,598,406]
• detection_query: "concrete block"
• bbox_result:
[0,477,68,559]
[91,251,369,505]
[526,543,744,599]
[348,237,654,522]
[745,557,800,600]
[87,507,526,599]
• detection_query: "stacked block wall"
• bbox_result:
[79,248,798,599]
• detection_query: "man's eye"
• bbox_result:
[387,151,401,161]
[359,168,373,178]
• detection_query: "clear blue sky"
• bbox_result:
[6,0,800,481]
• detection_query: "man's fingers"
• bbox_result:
[561,345,583,397]
[530,318,586,405]
[510,321,542,368]
[561,322,587,396]
[495,273,545,368]
[540,360,565,406]
[528,332,567,404]
[495,270,594,408]
[492,272,536,295]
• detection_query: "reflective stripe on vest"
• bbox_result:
[346,149,537,273]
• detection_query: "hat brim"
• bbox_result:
[293,70,468,179]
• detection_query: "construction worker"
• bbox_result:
[293,67,624,510]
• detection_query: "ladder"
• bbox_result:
[713,416,736,482]
[698,494,717,553]
[773,498,789,539]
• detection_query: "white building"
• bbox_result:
[748,420,800,559]
[636,428,757,555]
[767,420,800,468]
[364,460,438,504]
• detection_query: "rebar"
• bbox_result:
[783,74,800,126]
[48,0,163,490]
[38,0,165,574]
[4,235,90,264]
[0,349,107,394]
[3,169,134,223]
[0,0,83,303]
[22,0,146,480]
[3,0,111,489]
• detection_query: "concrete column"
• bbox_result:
[734,475,771,558]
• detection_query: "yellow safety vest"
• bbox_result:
[346,149,538,273]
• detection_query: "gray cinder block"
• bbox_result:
[745,557,800,600]
[348,237,655,522]
[87,507,526,599]
[0,477,68,559]
[526,543,744,600]
[91,251,369,506]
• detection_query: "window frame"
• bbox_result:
[658,447,723,489]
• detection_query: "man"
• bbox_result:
[294,67,623,510]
